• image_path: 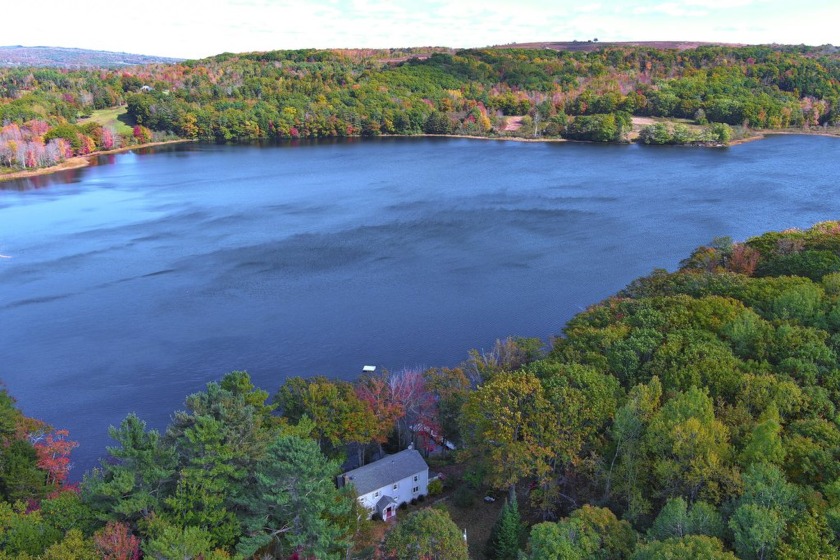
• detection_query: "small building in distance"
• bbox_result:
[338,447,429,521]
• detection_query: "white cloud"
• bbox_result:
[631,2,707,17]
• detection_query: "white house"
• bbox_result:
[339,448,429,521]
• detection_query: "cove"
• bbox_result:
[1,135,840,476]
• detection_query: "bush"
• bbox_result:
[428,479,444,495]
[452,484,475,508]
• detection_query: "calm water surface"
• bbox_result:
[1,135,839,475]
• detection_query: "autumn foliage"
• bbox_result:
[33,428,78,488]
[94,521,141,560]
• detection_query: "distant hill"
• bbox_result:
[0,46,182,68]
[493,40,748,52]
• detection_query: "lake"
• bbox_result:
[1,135,839,476]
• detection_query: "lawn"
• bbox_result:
[78,107,134,136]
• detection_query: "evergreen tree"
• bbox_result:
[487,498,523,560]
[235,434,352,559]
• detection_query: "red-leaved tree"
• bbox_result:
[356,373,404,457]
[94,521,141,560]
[32,429,78,488]
[388,368,440,454]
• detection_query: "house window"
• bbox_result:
[413,475,418,482]
[412,486,420,493]
[374,491,380,498]
[392,483,398,490]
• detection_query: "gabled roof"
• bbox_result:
[375,495,398,514]
[343,449,428,496]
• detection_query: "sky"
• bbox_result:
[5,0,838,59]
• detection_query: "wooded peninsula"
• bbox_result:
[4,220,840,558]
[3,42,840,179]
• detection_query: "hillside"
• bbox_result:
[3,42,840,177]
[0,45,182,68]
[495,40,749,52]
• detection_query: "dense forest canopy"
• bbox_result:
[5,220,840,557]
[2,43,840,171]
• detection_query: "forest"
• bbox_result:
[3,43,840,172]
[4,220,840,558]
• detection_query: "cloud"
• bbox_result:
[631,2,707,17]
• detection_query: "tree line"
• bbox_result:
[3,44,840,171]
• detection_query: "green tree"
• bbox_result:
[534,362,620,510]
[275,376,377,457]
[81,413,176,526]
[729,503,785,560]
[604,377,662,521]
[0,501,61,557]
[424,111,452,134]
[521,521,582,560]
[565,113,622,142]
[36,528,98,560]
[568,505,637,559]
[141,515,227,560]
[460,371,554,502]
[728,463,803,560]
[487,498,523,560]
[740,404,786,466]
[644,387,737,504]
[40,490,98,536]
[235,435,352,559]
[0,388,48,502]
[776,510,839,560]
[521,505,635,560]
[631,535,737,560]
[383,508,468,560]
[160,371,278,548]
[423,367,470,449]
[648,498,724,540]
[39,529,98,560]
[638,122,673,144]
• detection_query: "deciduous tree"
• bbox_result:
[383,508,468,560]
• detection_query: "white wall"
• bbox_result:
[356,468,429,518]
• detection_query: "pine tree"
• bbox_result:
[488,498,523,560]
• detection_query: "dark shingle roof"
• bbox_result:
[342,449,428,496]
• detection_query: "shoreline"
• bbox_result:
[405,133,567,143]
[731,129,840,145]
[3,129,838,182]
[0,139,193,183]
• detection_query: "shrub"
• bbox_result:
[452,484,475,508]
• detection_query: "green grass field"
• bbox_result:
[79,107,134,136]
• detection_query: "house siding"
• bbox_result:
[356,469,429,517]
[341,448,430,519]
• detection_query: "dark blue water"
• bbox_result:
[1,135,839,476]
